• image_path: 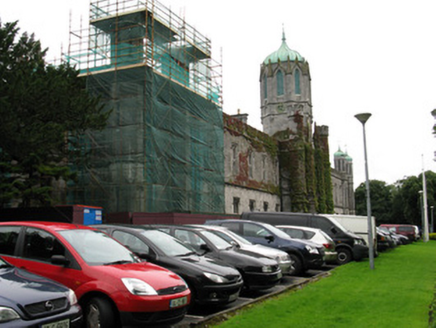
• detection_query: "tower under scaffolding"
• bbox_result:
[65,0,225,214]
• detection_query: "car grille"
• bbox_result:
[24,297,68,318]
[157,285,188,295]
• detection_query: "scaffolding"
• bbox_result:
[65,0,225,214]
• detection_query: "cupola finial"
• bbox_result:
[282,24,286,42]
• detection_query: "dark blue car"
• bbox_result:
[0,257,82,327]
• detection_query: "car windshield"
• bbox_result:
[201,230,233,250]
[140,230,197,256]
[213,229,253,246]
[0,257,10,268]
[59,229,139,266]
[262,223,294,239]
[327,217,349,233]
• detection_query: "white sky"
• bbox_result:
[2,0,436,188]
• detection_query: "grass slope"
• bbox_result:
[215,241,436,328]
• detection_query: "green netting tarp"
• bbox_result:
[67,66,225,214]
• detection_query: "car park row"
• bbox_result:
[0,214,418,327]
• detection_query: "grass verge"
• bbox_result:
[213,241,436,328]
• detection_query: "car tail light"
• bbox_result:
[323,243,331,249]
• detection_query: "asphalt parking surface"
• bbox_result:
[171,264,337,328]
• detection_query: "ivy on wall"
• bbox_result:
[224,114,280,195]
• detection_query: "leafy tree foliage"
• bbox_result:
[355,172,436,229]
[0,21,110,207]
[355,180,394,223]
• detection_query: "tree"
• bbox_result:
[0,21,110,207]
[355,179,394,223]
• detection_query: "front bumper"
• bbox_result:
[195,278,244,306]
[242,270,283,290]
[353,244,369,261]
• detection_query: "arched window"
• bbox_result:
[295,69,301,94]
[263,74,268,99]
[276,70,284,96]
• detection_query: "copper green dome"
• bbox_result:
[334,148,346,157]
[263,31,305,64]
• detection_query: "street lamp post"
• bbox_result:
[355,112,374,270]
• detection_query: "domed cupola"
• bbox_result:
[260,29,312,139]
[263,31,305,64]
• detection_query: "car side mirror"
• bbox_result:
[200,244,211,253]
[51,255,70,266]
[136,252,156,261]
[330,226,338,235]
[265,235,274,243]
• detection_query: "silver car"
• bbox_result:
[277,225,338,264]
[197,225,293,274]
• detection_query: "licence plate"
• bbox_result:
[41,319,70,328]
[170,296,188,308]
[228,292,239,302]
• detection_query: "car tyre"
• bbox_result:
[337,248,352,265]
[288,254,303,276]
[85,297,117,328]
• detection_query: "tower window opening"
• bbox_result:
[295,69,301,94]
[263,74,268,99]
[277,70,284,96]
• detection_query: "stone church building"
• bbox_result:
[223,32,355,215]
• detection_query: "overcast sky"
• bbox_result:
[3,0,436,188]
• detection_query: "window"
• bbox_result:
[295,69,301,94]
[249,199,256,211]
[233,197,240,214]
[263,74,268,98]
[175,230,206,253]
[277,70,284,96]
[262,156,267,181]
[0,226,20,256]
[221,222,240,234]
[243,223,269,238]
[263,202,269,212]
[23,228,66,263]
[275,204,280,212]
[113,230,150,255]
[231,143,238,175]
[248,151,253,179]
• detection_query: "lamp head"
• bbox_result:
[355,113,372,124]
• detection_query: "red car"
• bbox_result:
[0,221,191,328]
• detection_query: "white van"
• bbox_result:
[322,214,376,249]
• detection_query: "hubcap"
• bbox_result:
[87,303,101,328]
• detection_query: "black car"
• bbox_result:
[205,219,325,276]
[92,224,243,307]
[0,256,83,327]
[151,225,283,291]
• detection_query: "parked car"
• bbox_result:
[276,225,338,264]
[0,256,82,327]
[376,227,395,251]
[378,226,410,245]
[379,224,417,241]
[239,211,369,264]
[91,224,244,307]
[192,224,293,274]
[205,219,325,275]
[0,222,191,328]
[151,224,283,291]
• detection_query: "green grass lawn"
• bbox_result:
[213,241,436,328]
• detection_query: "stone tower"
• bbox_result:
[260,30,312,141]
[259,31,332,213]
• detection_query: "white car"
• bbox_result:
[195,225,293,274]
[276,225,338,264]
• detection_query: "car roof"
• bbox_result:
[276,225,320,233]
[0,221,94,232]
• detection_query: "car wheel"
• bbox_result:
[288,254,303,276]
[85,297,117,328]
[337,248,352,265]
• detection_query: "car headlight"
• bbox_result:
[276,254,291,263]
[354,239,364,245]
[0,307,20,323]
[305,245,319,254]
[67,289,78,306]
[204,272,229,283]
[122,278,158,295]
[262,265,273,273]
